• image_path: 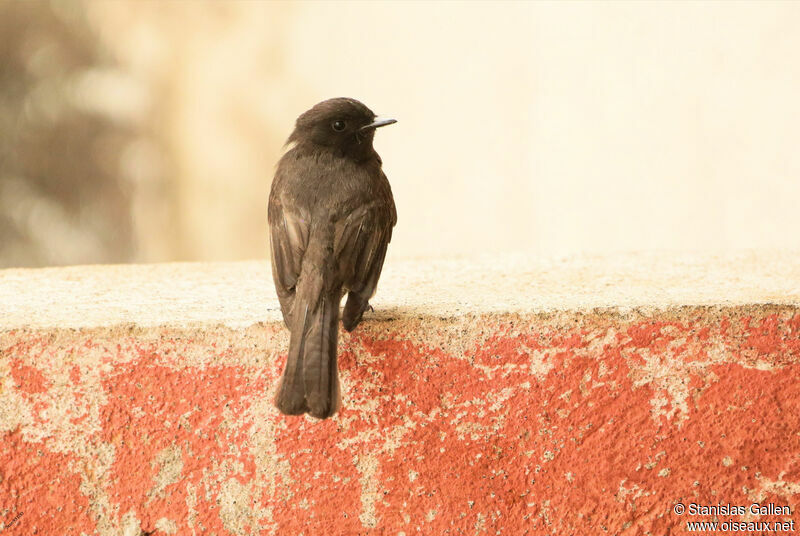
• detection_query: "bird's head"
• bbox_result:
[287,97,396,160]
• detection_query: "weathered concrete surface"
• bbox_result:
[1,253,799,535]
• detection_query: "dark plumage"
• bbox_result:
[268,98,397,419]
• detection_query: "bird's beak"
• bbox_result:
[360,116,397,132]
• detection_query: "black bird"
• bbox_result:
[268,98,397,419]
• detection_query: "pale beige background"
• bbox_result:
[2,1,799,267]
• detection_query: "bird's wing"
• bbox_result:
[337,168,396,298]
[268,197,309,326]
[334,201,393,329]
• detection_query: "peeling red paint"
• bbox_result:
[9,361,49,395]
[69,364,81,384]
[2,310,800,534]
[0,430,94,534]
[96,355,266,535]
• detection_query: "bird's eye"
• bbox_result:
[332,120,346,132]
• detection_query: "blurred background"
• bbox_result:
[1,0,799,269]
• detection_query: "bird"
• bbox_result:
[268,98,397,419]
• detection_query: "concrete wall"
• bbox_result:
[1,254,799,534]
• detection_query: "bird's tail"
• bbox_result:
[275,283,341,419]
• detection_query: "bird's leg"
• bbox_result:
[342,292,372,332]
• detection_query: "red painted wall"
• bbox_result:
[1,308,799,534]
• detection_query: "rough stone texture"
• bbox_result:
[1,252,799,535]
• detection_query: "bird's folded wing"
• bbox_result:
[269,205,309,324]
[333,202,393,299]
